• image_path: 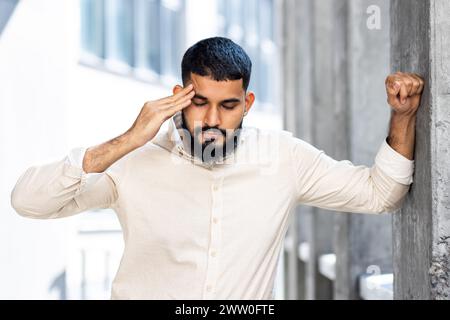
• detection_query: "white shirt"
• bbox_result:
[11,111,414,299]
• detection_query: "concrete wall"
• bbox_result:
[282,0,450,300]
[392,0,450,300]
[282,0,395,299]
[334,0,393,300]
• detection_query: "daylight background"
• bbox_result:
[1,0,429,300]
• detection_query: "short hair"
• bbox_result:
[181,37,252,91]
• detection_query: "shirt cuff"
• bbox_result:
[374,138,415,185]
[66,147,87,168]
[65,147,103,185]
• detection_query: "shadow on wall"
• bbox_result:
[48,270,66,300]
[0,0,18,37]
[49,270,67,300]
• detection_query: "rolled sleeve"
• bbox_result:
[66,147,103,191]
[375,138,415,185]
[67,147,87,168]
[11,147,119,219]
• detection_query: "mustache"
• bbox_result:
[200,126,227,136]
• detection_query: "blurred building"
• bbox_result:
[0,0,283,299]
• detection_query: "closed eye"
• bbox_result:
[192,102,238,109]
[193,102,208,107]
[222,105,237,110]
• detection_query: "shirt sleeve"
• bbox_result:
[291,137,414,214]
[11,147,119,219]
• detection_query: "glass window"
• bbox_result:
[227,0,244,43]
[104,0,135,67]
[259,0,276,106]
[134,0,161,74]
[80,0,105,59]
[217,0,277,107]
[79,0,184,80]
[260,0,274,41]
[160,0,184,80]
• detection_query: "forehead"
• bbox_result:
[189,73,244,100]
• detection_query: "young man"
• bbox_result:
[11,37,424,299]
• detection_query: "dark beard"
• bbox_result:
[181,111,242,163]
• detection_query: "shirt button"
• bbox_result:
[212,185,218,191]
[210,251,217,257]
[206,285,212,292]
[212,217,218,224]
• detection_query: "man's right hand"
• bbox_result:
[128,84,195,147]
[82,84,195,173]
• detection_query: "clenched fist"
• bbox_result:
[385,72,425,116]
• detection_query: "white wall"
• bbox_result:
[0,0,74,299]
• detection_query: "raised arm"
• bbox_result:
[11,85,195,219]
[385,71,424,160]
[292,72,424,214]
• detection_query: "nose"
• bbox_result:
[204,105,221,128]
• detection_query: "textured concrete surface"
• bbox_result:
[282,0,449,300]
[392,0,450,300]
[282,0,314,300]
[334,0,393,300]
[281,0,301,300]
[305,0,337,299]
[282,0,336,300]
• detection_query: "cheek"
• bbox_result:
[220,109,243,128]
[184,106,205,128]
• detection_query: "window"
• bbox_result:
[134,0,161,74]
[217,0,277,111]
[160,0,184,79]
[80,0,185,82]
[80,0,105,61]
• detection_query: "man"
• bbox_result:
[11,37,424,299]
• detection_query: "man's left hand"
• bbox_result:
[385,72,425,116]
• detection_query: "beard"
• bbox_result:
[181,111,243,163]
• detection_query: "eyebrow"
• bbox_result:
[193,94,242,104]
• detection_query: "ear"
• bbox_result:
[173,84,183,95]
[244,91,256,115]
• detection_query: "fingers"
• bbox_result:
[171,83,195,103]
[386,75,402,105]
[161,90,195,118]
[410,73,425,95]
[169,95,194,113]
[157,83,195,105]
[386,72,425,105]
[399,80,409,105]
[167,90,195,111]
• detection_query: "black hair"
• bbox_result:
[181,37,252,91]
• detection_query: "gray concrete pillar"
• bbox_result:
[280,0,297,300]
[334,0,393,300]
[391,0,450,300]
[306,0,339,299]
[281,0,315,300]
